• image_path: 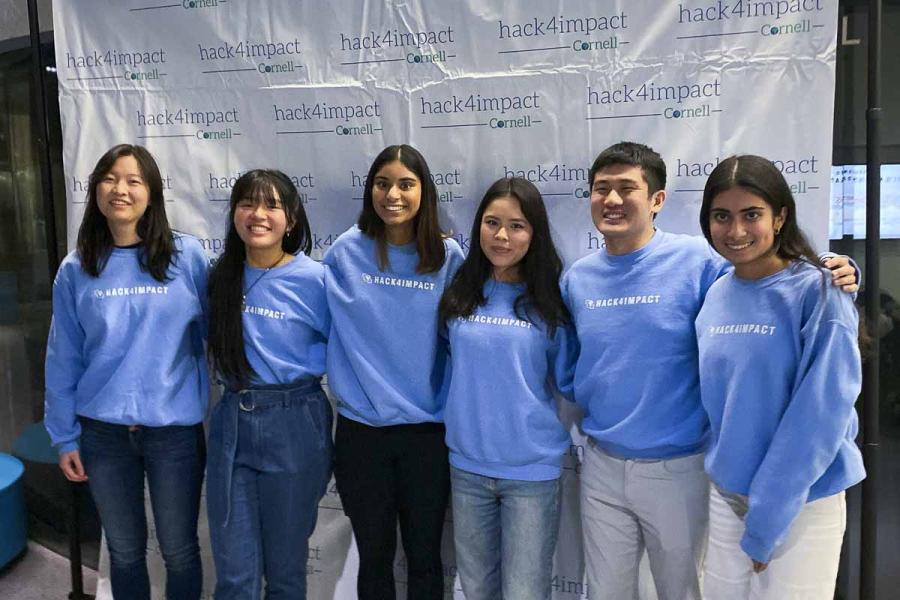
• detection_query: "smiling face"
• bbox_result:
[233,186,290,256]
[371,160,422,245]
[96,155,150,234]
[590,164,665,255]
[479,195,533,282]
[709,187,788,279]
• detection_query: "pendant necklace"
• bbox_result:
[242,250,285,310]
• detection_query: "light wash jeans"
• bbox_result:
[206,380,333,600]
[450,466,561,600]
[704,486,846,599]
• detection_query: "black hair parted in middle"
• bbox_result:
[439,177,570,337]
[207,169,311,387]
[699,155,820,269]
[357,144,447,274]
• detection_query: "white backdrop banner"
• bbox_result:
[53,1,839,598]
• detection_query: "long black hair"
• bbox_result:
[700,155,821,269]
[77,144,175,281]
[207,169,311,387]
[439,177,570,336]
[357,144,446,273]
[701,155,868,349]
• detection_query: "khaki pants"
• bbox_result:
[580,442,708,600]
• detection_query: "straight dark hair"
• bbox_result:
[701,155,868,348]
[357,144,446,273]
[699,155,821,270]
[439,177,570,336]
[208,169,311,387]
[77,144,175,281]
[588,141,667,194]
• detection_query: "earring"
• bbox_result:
[774,227,781,235]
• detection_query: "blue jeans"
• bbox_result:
[450,466,561,600]
[79,417,205,600]
[206,380,333,600]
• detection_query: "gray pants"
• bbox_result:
[580,441,708,600]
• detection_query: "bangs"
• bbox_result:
[234,176,280,208]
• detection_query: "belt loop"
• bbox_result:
[238,388,254,412]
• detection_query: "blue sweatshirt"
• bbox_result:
[443,280,577,481]
[241,253,329,386]
[696,261,865,562]
[45,234,210,454]
[561,230,728,459]
[323,226,465,426]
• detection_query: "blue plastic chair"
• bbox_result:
[0,453,26,569]
[13,422,94,598]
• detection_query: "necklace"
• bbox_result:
[242,250,285,310]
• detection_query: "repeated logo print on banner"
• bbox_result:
[136,105,241,142]
[497,10,629,56]
[53,2,842,597]
[64,46,168,83]
[337,25,457,66]
[675,0,828,40]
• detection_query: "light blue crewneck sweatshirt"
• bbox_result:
[323,226,464,426]
[443,280,577,481]
[45,233,210,454]
[240,252,329,386]
[696,260,865,562]
[561,230,729,459]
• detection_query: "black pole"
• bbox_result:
[860,0,882,597]
[27,0,61,277]
[67,483,87,600]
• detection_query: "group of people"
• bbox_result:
[43,139,864,600]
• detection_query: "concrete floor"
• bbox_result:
[0,542,97,600]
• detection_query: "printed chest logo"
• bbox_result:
[459,315,533,329]
[93,285,169,299]
[243,304,286,320]
[584,294,661,310]
[706,323,777,336]
[361,273,436,291]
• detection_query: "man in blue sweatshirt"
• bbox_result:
[560,142,857,600]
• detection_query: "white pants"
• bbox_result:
[580,442,708,600]
[703,486,846,600]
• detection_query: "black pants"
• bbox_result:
[334,414,450,600]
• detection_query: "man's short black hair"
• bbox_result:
[588,141,667,194]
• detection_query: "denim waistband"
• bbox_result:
[78,416,203,431]
[215,378,325,525]
[222,379,322,411]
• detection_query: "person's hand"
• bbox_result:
[59,450,88,482]
[752,559,768,573]
[822,256,859,294]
